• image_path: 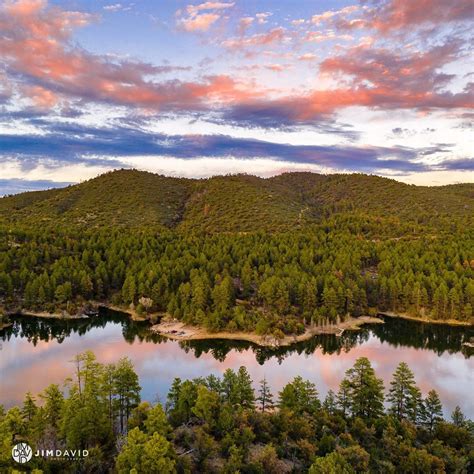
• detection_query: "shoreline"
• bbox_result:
[94,302,149,322]
[5,303,150,322]
[11,310,90,320]
[378,311,473,327]
[0,320,12,330]
[4,304,472,344]
[150,316,384,348]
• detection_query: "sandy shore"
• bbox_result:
[151,316,384,347]
[6,302,153,322]
[379,311,473,327]
[17,310,90,319]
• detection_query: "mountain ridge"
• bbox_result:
[0,169,472,231]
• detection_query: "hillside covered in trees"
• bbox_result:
[1,351,473,472]
[0,170,473,332]
[0,170,473,230]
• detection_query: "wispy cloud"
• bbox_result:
[176,1,234,32]
[0,0,472,187]
[0,122,462,175]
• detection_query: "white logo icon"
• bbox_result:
[12,443,32,463]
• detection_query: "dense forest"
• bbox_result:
[0,171,473,334]
[1,351,472,473]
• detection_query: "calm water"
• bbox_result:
[1,310,473,418]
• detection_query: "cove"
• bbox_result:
[1,309,473,418]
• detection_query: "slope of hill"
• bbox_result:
[0,170,194,228]
[0,169,472,231]
[0,169,473,327]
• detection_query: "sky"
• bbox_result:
[0,0,473,195]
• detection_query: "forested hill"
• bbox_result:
[0,169,473,326]
[0,169,472,231]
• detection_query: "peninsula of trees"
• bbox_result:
[0,171,473,338]
[1,351,472,472]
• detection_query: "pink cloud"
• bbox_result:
[265,63,291,72]
[24,85,58,108]
[186,1,235,15]
[0,0,259,111]
[1,0,471,127]
[319,42,464,98]
[238,16,254,34]
[331,0,474,33]
[305,30,353,42]
[370,0,474,32]
[178,12,220,31]
[177,1,234,32]
[255,12,272,25]
[298,53,317,61]
[311,5,359,25]
[223,27,286,49]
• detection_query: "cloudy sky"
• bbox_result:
[0,0,473,194]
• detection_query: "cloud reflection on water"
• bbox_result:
[1,320,473,418]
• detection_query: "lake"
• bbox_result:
[1,309,473,418]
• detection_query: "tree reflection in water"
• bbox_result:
[1,309,472,362]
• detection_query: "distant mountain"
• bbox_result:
[0,169,472,231]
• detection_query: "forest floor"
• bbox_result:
[378,311,473,326]
[150,316,384,347]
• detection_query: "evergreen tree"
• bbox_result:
[387,362,422,422]
[192,385,220,428]
[336,379,351,417]
[40,384,64,431]
[116,427,176,474]
[278,376,320,415]
[236,366,255,409]
[421,390,443,433]
[342,357,384,422]
[256,377,274,413]
[451,405,465,427]
[61,352,111,448]
[21,392,37,422]
[114,357,141,433]
[222,369,239,405]
[309,451,354,474]
[144,403,171,437]
[323,390,337,415]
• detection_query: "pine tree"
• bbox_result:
[212,275,235,313]
[222,369,239,405]
[116,427,176,474]
[114,357,141,433]
[192,385,220,428]
[236,366,255,409]
[278,376,320,415]
[342,357,384,422]
[336,379,351,417]
[323,390,337,415]
[40,384,64,430]
[451,405,465,427]
[21,392,38,422]
[256,377,274,412]
[144,403,171,437]
[387,362,422,422]
[421,390,443,433]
